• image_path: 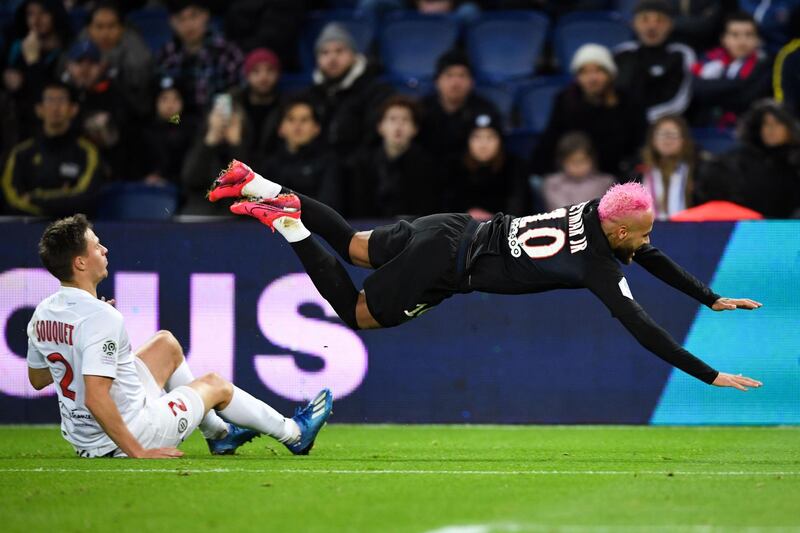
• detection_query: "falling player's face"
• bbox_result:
[79,229,109,283]
[609,210,655,264]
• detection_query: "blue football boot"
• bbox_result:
[207,422,260,455]
[285,388,333,455]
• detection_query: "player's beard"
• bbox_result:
[613,243,637,264]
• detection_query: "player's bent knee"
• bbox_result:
[155,330,185,362]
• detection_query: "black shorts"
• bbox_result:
[363,213,479,327]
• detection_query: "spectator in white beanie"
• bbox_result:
[530,43,648,179]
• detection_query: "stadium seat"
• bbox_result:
[69,6,88,33]
[379,13,459,83]
[298,10,375,74]
[504,128,539,159]
[475,84,515,129]
[614,0,637,21]
[389,77,434,98]
[692,128,738,155]
[553,12,631,72]
[279,72,313,95]
[94,183,180,221]
[465,11,549,83]
[127,7,173,53]
[516,77,570,132]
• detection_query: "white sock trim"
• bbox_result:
[242,172,282,199]
[274,217,311,243]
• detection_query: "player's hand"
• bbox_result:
[712,372,762,391]
[711,297,762,311]
[133,447,184,459]
[100,296,116,307]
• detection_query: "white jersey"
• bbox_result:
[26,286,147,456]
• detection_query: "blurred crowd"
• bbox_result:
[1,0,799,220]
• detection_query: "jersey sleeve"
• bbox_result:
[633,244,720,307]
[586,263,718,384]
[80,310,123,379]
[26,339,48,369]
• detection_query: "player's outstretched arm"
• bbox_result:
[712,372,763,391]
[711,297,763,311]
[84,375,184,459]
[633,245,721,307]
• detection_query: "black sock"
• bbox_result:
[282,189,356,264]
[290,236,360,330]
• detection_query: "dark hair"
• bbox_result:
[38,214,92,282]
[11,0,73,44]
[279,97,320,124]
[377,95,420,126]
[723,11,759,37]
[39,80,77,103]
[556,131,596,167]
[738,99,800,148]
[89,1,123,25]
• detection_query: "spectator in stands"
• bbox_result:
[231,48,283,159]
[141,77,196,187]
[306,23,393,159]
[530,44,646,177]
[635,115,698,220]
[695,99,800,218]
[181,92,248,215]
[348,95,442,218]
[3,0,73,139]
[418,50,499,164]
[62,39,143,181]
[263,98,342,211]
[357,1,481,23]
[774,7,800,117]
[446,113,529,218]
[740,0,800,53]
[224,0,310,72]
[157,0,243,120]
[0,89,20,163]
[690,11,771,128]
[1,81,104,217]
[614,0,695,123]
[541,132,616,212]
[82,1,153,118]
[669,0,731,53]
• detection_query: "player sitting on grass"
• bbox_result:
[209,160,763,392]
[27,214,333,458]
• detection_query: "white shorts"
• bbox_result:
[127,359,205,452]
[74,360,205,458]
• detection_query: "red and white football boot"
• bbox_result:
[229,194,301,232]
[207,159,256,202]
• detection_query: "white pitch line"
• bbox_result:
[0,468,797,476]
[424,524,799,533]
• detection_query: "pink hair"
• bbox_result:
[598,182,653,222]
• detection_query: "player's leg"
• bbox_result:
[208,160,367,266]
[187,373,333,455]
[135,331,256,453]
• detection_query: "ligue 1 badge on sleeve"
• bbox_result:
[178,418,188,433]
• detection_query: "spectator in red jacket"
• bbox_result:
[690,11,772,127]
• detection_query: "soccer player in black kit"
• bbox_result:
[209,160,763,391]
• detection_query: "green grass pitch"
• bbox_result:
[0,425,798,533]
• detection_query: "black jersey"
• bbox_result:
[465,200,721,384]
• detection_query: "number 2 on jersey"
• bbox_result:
[168,399,187,416]
[46,352,76,401]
